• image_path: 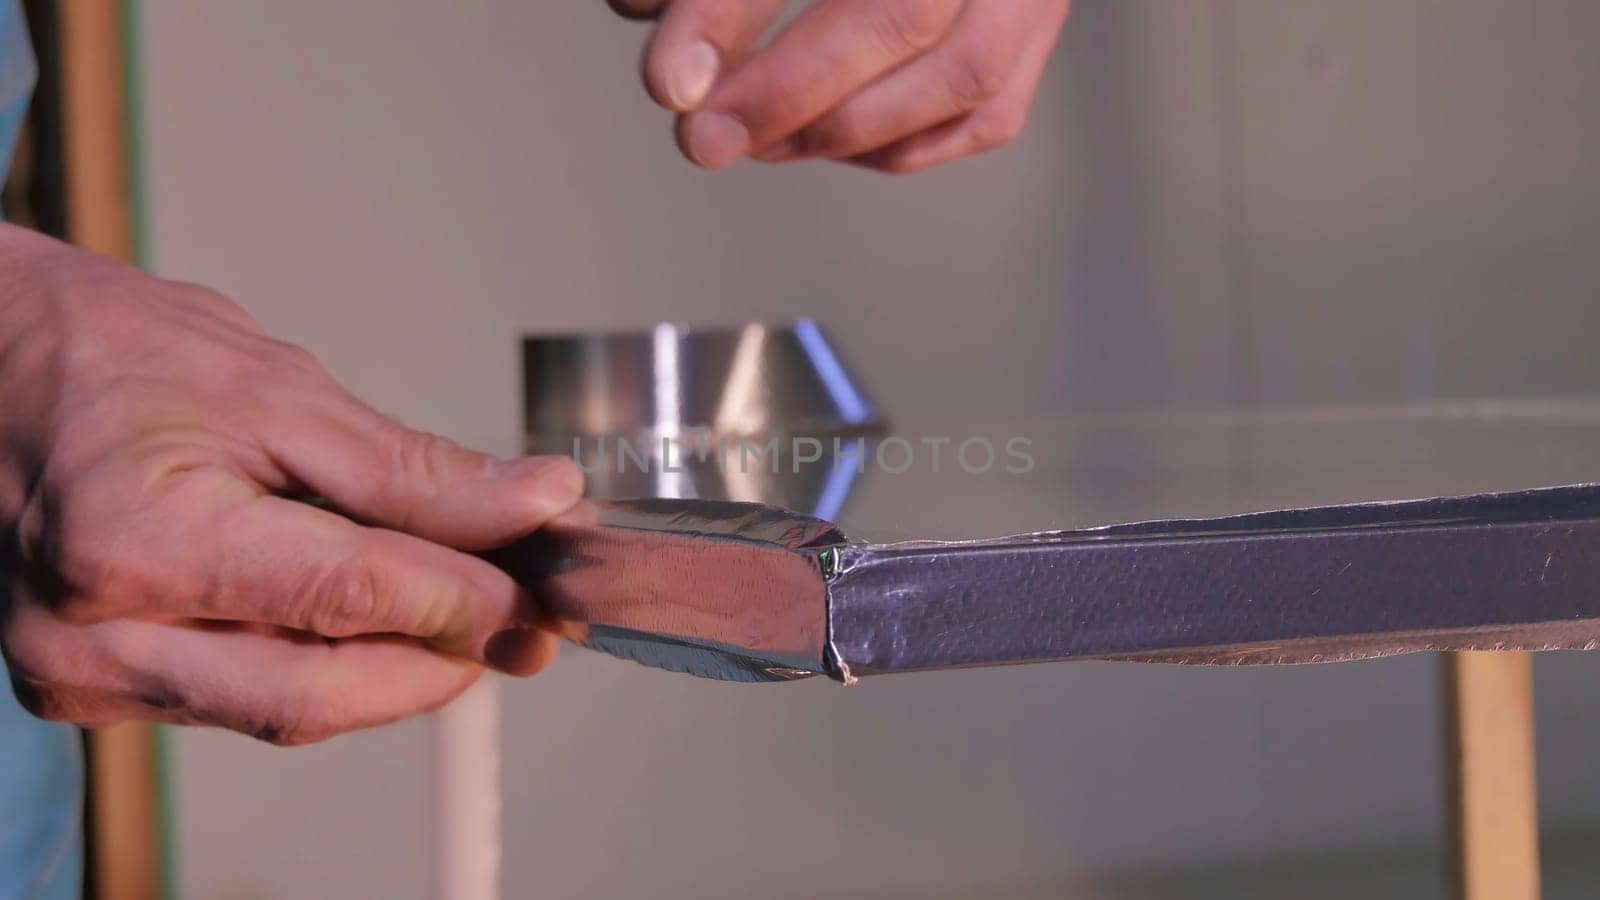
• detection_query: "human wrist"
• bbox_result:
[0,224,71,454]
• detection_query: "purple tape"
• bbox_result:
[498,485,1600,683]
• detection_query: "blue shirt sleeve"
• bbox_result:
[0,0,35,178]
[1,4,86,899]
[0,660,84,900]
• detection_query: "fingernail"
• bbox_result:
[487,454,556,479]
[659,41,718,112]
[489,456,585,513]
[682,112,750,169]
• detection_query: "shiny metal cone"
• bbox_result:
[523,319,885,517]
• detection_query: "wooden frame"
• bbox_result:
[1444,651,1541,900]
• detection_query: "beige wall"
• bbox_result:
[136,0,1600,897]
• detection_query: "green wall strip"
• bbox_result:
[118,3,177,898]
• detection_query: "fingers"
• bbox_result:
[198,491,545,670]
[642,0,788,112]
[11,609,491,745]
[133,625,486,744]
[9,677,199,729]
[848,13,1062,174]
[641,0,1073,172]
[779,1,1038,161]
[52,462,555,674]
[261,395,583,551]
[677,0,964,168]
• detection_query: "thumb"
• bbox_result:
[262,396,584,550]
[642,0,787,112]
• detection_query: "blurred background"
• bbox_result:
[31,0,1600,896]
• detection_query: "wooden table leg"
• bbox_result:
[1443,651,1541,900]
[86,725,164,900]
[59,1,166,897]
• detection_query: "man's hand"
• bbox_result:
[0,225,582,745]
[611,0,1071,173]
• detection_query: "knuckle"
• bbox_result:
[1,613,78,694]
[379,429,468,523]
[169,281,261,330]
[1,621,49,686]
[255,719,333,747]
[970,103,1028,150]
[749,83,809,138]
[264,340,328,382]
[27,483,138,614]
[14,683,60,720]
[398,430,461,485]
[870,0,954,56]
[801,113,871,157]
[5,608,131,727]
[10,679,78,723]
[12,491,49,580]
[300,551,388,637]
[871,148,924,176]
[943,44,1010,108]
[252,717,312,746]
[255,695,347,746]
[133,686,186,715]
